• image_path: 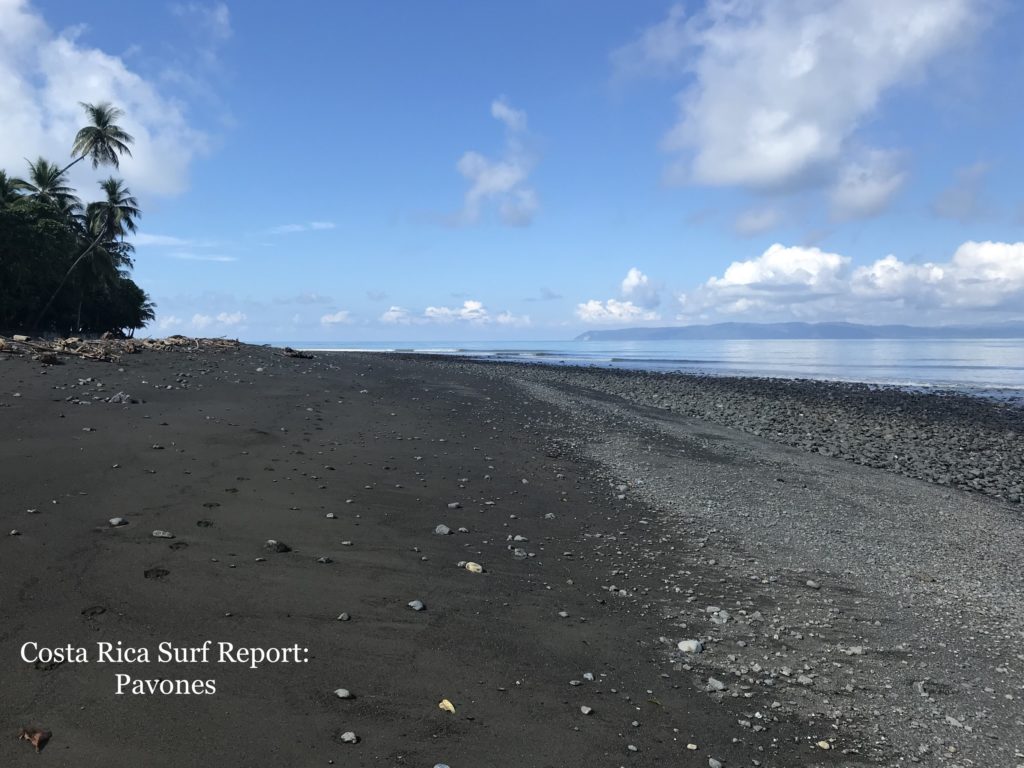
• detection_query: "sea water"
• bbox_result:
[275,338,1024,402]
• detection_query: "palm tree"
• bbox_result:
[0,170,23,206]
[61,102,134,175]
[34,177,141,328]
[15,158,82,216]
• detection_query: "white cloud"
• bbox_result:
[491,96,527,132]
[454,98,538,226]
[616,1,977,216]
[157,315,182,330]
[171,3,232,42]
[830,150,906,220]
[0,0,207,199]
[380,306,412,324]
[621,267,660,308]
[734,207,782,236]
[267,221,336,235]
[380,300,529,326]
[191,313,212,329]
[135,233,192,247]
[678,240,1024,322]
[216,311,245,325]
[320,310,352,326]
[576,299,660,324]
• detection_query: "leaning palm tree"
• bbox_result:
[61,102,135,175]
[34,177,141,328]
[15,158,82,216]
[0,170,24,206]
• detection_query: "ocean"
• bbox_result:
[278,338,1024,401]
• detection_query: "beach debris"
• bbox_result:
[151,530,174,539]
[282,347,313,359]
[263,539,291,553]
[464,561,484,573]
[408,599,426,611]
[109,517,127,527]
[438,698,456,713]
[18,726,51,752]
[677,639,704,654]
[339,731,358,744]
[334,688,352,699]
[434,524,451,535]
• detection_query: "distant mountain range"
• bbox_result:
[574,321,1024,341]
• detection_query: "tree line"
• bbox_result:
[0,102,155,337]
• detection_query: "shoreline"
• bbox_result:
[2,342,1022,765]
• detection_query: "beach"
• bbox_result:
[2,341,1022,766]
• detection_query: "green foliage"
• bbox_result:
[0,102,155,336]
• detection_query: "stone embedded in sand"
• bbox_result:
[317,556,333,564]
[707,677,727,691]
[339,731,358,743]
[9,529,20,536]
[447,502,462,509]
[806,579,821,589]
[151,530,174,539]
[678,639,704,654]
[334,688,352,699]
[709,759,723,768]
[408,599,425,611]
[434,524,451,535]
[337,612,350,621]
[263,539,291,553]
[109,517,127,527]
[580,705,593,715]
[326,512,336,519]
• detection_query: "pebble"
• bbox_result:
[434,524,451,535]
[677,639,704,654]
[109,517,127,527]
[317,556,333,564]
[580,705,593,715]
[709,759,723,768]
[707,677,727,691]
[339,731,358,744]
[337,612,350,621]
[334,688,352,699]
[408,599,425,611]
[806,579,821,589]
[152,530,174,539]
[9,529,19,536]
[264,539,291,553]
[447,502,462,509]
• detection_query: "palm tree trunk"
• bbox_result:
[33,231,106,330]
[57,154,86,177]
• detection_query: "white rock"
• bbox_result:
[109,517,127,527]
[334,688,352,699]
[152,530,174,538]
[677,639,704,654]
[339,731,358,743]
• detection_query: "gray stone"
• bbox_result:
[678,639,704,654]
[434,524,451,535]
[408,599,425,611]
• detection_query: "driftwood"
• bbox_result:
[0,335,241,364]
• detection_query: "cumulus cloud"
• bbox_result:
[930,162,990,223]
[0,0,208,199]
[380,301,529,327]
[189,310,246,330]
[678,241,1024,322]
[320,310,352,326]
[454,98,538,226]
[615,1,977,217]
[621,267,661,308]
[576,299,660,324]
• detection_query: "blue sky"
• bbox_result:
[3,0,1024,340]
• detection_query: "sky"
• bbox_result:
[3,0,1024,341]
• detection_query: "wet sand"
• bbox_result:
[1,343,1021,766]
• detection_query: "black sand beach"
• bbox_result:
[1,341,1022,766]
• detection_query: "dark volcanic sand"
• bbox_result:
[1,344,1021,767]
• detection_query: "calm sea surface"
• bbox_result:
[277,338,1024,401]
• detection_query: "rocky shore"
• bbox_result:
[2,343,1021,766]
[427,359,1024,506]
